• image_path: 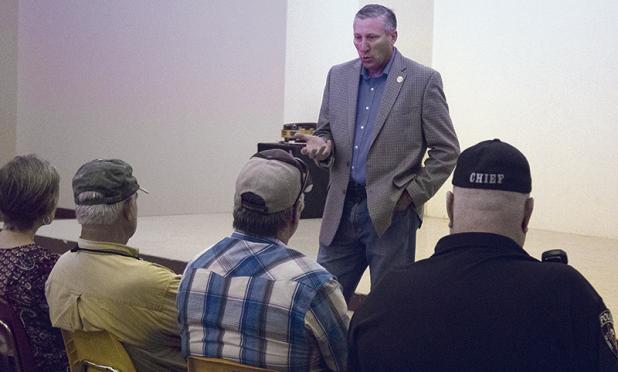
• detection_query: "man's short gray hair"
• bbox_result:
[356,4,397,32]
[75,191,127,225]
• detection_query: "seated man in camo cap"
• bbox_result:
[46,159,186,371]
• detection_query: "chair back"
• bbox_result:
[61,330,136,372]
[0,298,37,372]
[187,355,276,372]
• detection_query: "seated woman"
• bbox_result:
[0,154,67,370]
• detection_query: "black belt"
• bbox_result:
[346,182,367,203]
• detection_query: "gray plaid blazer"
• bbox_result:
[315,50,460,246]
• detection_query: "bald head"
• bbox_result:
[448,139,534,246]
[447,187,534,247]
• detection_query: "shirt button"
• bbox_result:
[370,87,374,91]
[361,126,364,130]
[365,106,369,110]
[351,166,355,170]
[354,145,358,149]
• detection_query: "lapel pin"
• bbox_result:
[396,76,404,83]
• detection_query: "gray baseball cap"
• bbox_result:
[234,149,312,214]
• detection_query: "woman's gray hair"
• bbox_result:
[75,192,127,225]
[0,154,60,231]
[356,4,397,32]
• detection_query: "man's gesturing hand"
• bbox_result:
[297,134,333,161]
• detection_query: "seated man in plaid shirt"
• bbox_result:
[177,149,349,371]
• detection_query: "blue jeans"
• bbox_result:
[317,191,419,302]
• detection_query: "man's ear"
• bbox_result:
[522,197,534,233]
[446,191,454,228]
[292,199,304,224]
[291,195,305,225]
[123,197,135,220]
[290,204,299,224]
[391,30,398,43]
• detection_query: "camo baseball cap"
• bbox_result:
[72,159,148,205]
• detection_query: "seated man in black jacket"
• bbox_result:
[348,139,617,372]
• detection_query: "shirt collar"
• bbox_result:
[361,47,398,79]
[231,230,285,246]
[434,232,531,259]
[77,238,140,258]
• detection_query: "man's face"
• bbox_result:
[353,16,397,77]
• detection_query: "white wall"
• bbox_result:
[17,0,287,215]
[283,0,359,123]
[0,0,18,165]
[13,1,615,239]
[431,0,618,239]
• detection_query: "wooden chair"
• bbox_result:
[61,330,136,372]
[0,298,37,372]
[187,355,276,372]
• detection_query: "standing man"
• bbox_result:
[300,4,459,301]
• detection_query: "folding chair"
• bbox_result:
[0,298,37,372]
[187,355,276,372]
[61,330,136,372]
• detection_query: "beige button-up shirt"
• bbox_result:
[45,238,185,371]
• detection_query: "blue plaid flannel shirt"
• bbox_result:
[177,231,349,371]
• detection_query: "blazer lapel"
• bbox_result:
[343,60,362,155]
[368,53,407,151]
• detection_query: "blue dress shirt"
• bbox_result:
[350,49,397,185]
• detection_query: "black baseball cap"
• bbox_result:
[72,159,148,205]
[453,139,531,193]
